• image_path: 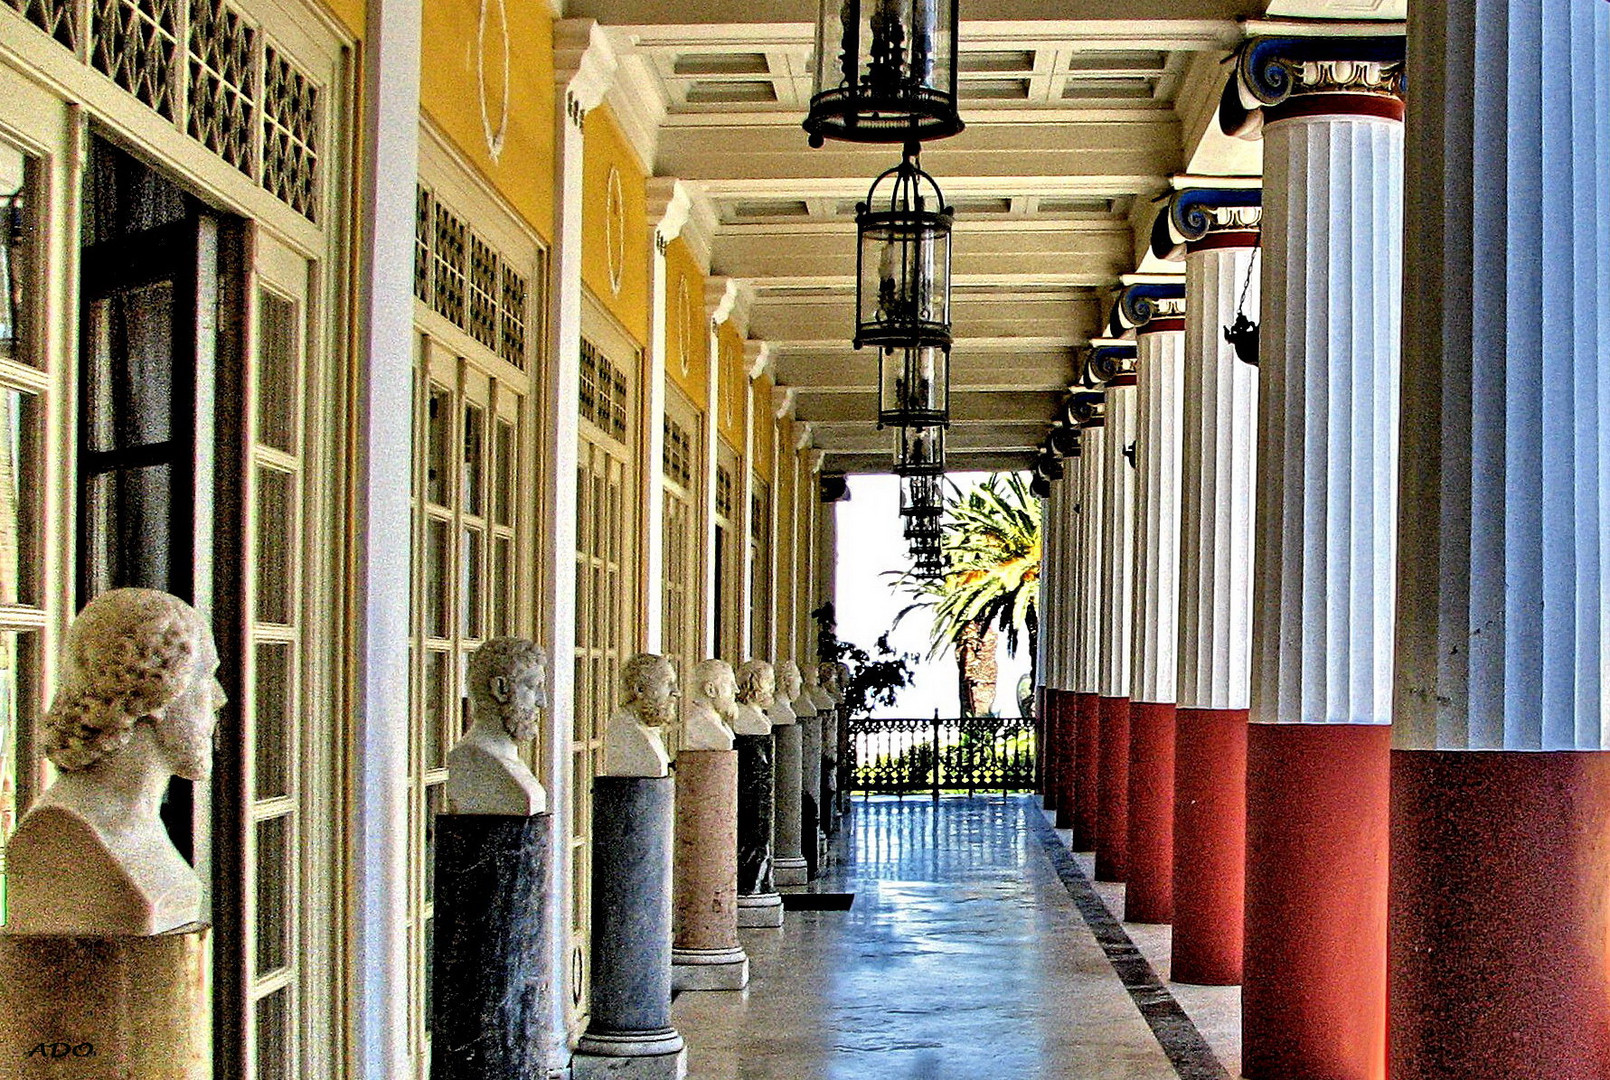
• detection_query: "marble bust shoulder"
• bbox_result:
[731,660,775,736]
[769,661,801,727]
[683,659,738,751]
[5,588,224,936]
[789,659,818,720]
[447,638,549,815]
[602,653,677,778]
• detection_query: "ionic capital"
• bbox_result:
[1107,283,1185,338]
[1150,188,1262,261]
[1220,36,1405,139]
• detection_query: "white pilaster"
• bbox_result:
[1396,0,1610,752]
[1178,243,1259,712]
[1131,326,1185,706]
[1251,109,1403,727]
[351,0,419,1072]
[1100,386,1137,700]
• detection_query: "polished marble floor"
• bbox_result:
[672,795,1240,1079]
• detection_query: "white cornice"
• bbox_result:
[554,20,619,118]
[771,385,797,421]
[1241,18,1405,37]
[707,277,756,338]
[603,42,666,174]
[648,178,717,271]
[1170,174,1263,191]
[745,340,774,381]
[796,423,815,452]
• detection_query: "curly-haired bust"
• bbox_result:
[6,588,224,936]
[446,638,549,815]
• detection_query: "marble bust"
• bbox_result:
[805,664,836,713]
[731,660,775,736]
[769,661,801,727]
[602,653,677,777]
[789,660,818,720]
[683,659,738,751]
[5,588,223,936]
[826,662,849,707]
[447,638,549,816]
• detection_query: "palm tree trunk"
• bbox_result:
[955,619,1000,717]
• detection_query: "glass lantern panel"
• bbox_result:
[894,423,945,474]
[879,345,948,425]
[857,217,949,344]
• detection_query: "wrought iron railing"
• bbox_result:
[846,714,1037,797]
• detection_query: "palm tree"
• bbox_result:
[892,473,1041,716]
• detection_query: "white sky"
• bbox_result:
[833,472,1033,719]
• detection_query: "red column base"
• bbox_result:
[1095,696,1131,882]
[1054,694,1078,830]
[1124,701,1175,923]
[1073,693,1101,850]
[1170,707,1247,985]
[1390,749,1610,1080]
[1243,722,1389,1080]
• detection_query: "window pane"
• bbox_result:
[254,642,292,801]
[88,464,172,594]
[254,985,292,1080]
[255,813,292,974]
[0,152,35,368]
[0,628,37,926]
[461,402,483,517]
[0,389,39,606]
[256,467,294,625]
[86,282,174,453]
[424,783,442,906]
[425,385,451,508]
[460,527,482,640]
[492,535,513,638]
[493,419,515,528]
[257,290,299,454]
[424,518,449,639]
[423,650,448,773]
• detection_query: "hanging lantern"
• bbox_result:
[856,147,953,354]
[893,422,945,475]
[899,472,945,517]
[878,343,950,428]
[804,0,963,147]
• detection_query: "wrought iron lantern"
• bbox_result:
[899,471,945,517]
[893,422,945,475]
[878,343,950,428]
[857,147,953,354]
[804,0,963,147]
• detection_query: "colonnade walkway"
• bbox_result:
[673,796,1240,1078]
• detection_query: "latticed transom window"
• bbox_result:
[413,184,532,372]
[663,416,694,489]
[716,464,734,520]
[579,336,630,441]
[186,0,255,175]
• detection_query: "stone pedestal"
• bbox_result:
[799,715,822,878]
[574,777,685,1080]
[0,926,210,1080]
[672,751,748,991]
[734,733,783,928]
[822,709,841,839]
[430,814,553,1080]
[772,723,807,886]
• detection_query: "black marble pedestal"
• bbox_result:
[574,776,684,1079]
[735,733,783,927]
[430,813,553,1080]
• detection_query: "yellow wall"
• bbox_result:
[716,322,746,454]
[664,238,708,411]
[582,106,650,346]
[321,0,363,38]
[752,374,775,483]
[419,0,555,241]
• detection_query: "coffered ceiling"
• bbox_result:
[574,0,1403,473]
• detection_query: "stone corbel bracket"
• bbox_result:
[1106,285,1185,341]
[1150,188,1263,262]
[771,384,797,422]
[1219,35,1406,140]
[744,340,773,381]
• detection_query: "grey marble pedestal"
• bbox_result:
[800,714,823,878]
[772,723,807,886]
[430,814,553,1080]
[734,733,783,927]
[574,777,686,1080]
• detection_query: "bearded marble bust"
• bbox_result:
[683,659,738,751]
[602,653,677,777]
[769,661,801,728]
[789,660,818,720]
[6,589,224,936]
[447,638,549,815]
[731,660,775,736]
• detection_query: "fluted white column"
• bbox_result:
[1239,51,1404,1080]
[1390,5,1610,1078]
[1131,328,1184,707]
[1099,385,1136,702]
[1076,425,1106,699]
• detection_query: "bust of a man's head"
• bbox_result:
[42,588,222,781]
[691,659,738,722]
[776,660,803,703]
[469,638,549,743]
[621,653,678,727]
[736,660,776,709]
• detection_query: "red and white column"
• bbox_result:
[1113,290,1185,922]
[1233,37,1404,1080]
[1165,188,1260,986]
[1392,3,1610,1077]
[1092,345,1137,883]
[1072,397,1106,852]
